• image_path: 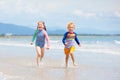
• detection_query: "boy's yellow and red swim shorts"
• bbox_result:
[64,46,75,55]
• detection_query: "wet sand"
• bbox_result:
[0,45,120,80]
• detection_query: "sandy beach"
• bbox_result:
[0,36,120,80]
[0,46,120,80]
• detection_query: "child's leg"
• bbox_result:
[70,53,77,66]
[65,54,69,68]
[69,46,77,66]
[36,46,41,66]
[64,48,70,68]
[40,47,44,61]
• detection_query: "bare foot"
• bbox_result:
[73,63,78,66]
[37,63,39,67]
[65,64,68,68]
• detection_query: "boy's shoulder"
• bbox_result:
[73,32,77,35]
[73,32,76,34]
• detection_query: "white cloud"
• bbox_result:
[73,10,83,16]
[0,0,66,26]
[73,10,97,18]
[0,0,5,5]
[85,13,96,17]
[0,0,62,15]
[0,0,120,31]
[0,0,7,10]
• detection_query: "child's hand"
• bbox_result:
[78,44,81,47]
[65,43,68,47]
[46,46,50,50]
[30,42,33,45]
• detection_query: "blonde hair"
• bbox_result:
[37,21,46,31]
[67,21,75,28]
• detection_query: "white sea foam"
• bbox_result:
[0,40,120,55]
[77,48,120,55]
[114,40,120,44]
[0,42,33,47]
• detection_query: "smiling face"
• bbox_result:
[67,22,75,32]
[37,21,44,30]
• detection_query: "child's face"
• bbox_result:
[67,24,75,32]
[37,22,44,30]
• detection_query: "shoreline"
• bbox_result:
[0,34,120,37]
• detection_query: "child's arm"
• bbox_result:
[43,30,50,48]
[31,30,37,44]
[62,32,68,45]
[74,33,80,46]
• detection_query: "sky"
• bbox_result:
[0,0,120,34]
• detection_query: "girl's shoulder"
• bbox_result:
[42,29,46,32]
[35,29,38,32]
[42,29,48,34]
[34,29,38,33]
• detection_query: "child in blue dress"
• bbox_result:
[31,21,50,66]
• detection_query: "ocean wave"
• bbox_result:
[0,41,120,55]
[76,48,120,55]
[0,40,115,47]
[50,40,60,43]
[0,42,33,47]
[114,40,120,44]
[50,44,120,55]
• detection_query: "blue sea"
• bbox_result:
[0,35,120,80]
[0,35,120,55]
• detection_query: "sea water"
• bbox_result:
[0,35,120,55]
[1,35,120,66]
